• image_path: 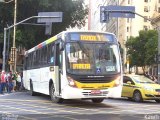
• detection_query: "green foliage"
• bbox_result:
[126,30,158,68]
[0,0,88,49]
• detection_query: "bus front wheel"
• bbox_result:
[91,98,104,103]
[50,84,63,103]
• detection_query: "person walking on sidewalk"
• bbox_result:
[12,72,17,92]
[0,71,6,94]
[6,71,13,93]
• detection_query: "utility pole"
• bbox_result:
[12,0,17,72]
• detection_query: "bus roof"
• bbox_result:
[25,30,116,55]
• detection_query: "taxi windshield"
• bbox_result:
[65,42,121,75]
[132,75,155,84]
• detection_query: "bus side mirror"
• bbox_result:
[59,41,65,51]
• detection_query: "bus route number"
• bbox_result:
[72,64,91,69]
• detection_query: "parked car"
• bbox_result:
[122,74,160,103]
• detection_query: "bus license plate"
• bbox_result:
[91,90,101,95]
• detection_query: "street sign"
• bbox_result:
[37,12,63,23]
[37,12,63,35]
[100,5,135,23]
[45,22,52,35]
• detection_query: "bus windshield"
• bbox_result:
[66,42,121,75]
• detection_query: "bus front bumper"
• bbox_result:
[61,86,122,99]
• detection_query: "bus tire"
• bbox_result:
[30,81,37,96]
[91,98,104,103]
[133,90,143,102]
[50,84,63,103]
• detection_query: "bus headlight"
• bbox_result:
[67,76,77,88]
[114,76,121,87]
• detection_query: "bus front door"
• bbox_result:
[54,42,62,96]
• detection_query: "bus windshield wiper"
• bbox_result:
[99,43,107,59]
[77,41,89,57]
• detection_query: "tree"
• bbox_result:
[126,30,158,73]
[0,0,88,49]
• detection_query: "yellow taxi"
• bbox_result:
[122,74,160,102]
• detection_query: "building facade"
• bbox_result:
[151,1,160,82]
[89,0,119,35]
[89,0,159,72]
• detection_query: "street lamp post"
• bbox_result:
[12,0,17,72]
[2,28,7,71]
[2,16,60,71]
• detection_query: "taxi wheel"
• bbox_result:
[133,91,143,102]
[91,98,104,103]
[155,100,160,103]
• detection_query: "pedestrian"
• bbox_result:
[17,72,21,91]
[12,72,17,92]
[6,71,13,93]
[0,71,6,94]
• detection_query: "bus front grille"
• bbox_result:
[79,77,113,83]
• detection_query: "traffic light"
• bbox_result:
[100,6,109,23]
[100,6,107,22]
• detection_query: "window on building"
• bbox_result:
[159,0,160,3]
[127,18,129,23]
[127,27,129,32]
[144,26,148,31]
[144,6,149,12]
[144,0,148,2]
[144,16,148,22]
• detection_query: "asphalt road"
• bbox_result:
[0,91,160,120]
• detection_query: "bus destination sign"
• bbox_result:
[70,33,115,43]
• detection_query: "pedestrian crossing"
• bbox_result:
[0,92,160,120]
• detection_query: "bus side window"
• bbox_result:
[24,56,28,70]
[36,50,40,67]
[28,53,33,69]
[44,46,48,65]
[51,44,55,64]
[47,43,55,64]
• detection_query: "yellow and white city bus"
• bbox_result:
[23,30,122,103]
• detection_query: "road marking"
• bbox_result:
[0,104,45,114]
[0,99,112,113]
[0,98,52,103]
[0,100,86,115]
[0,98,159,116]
